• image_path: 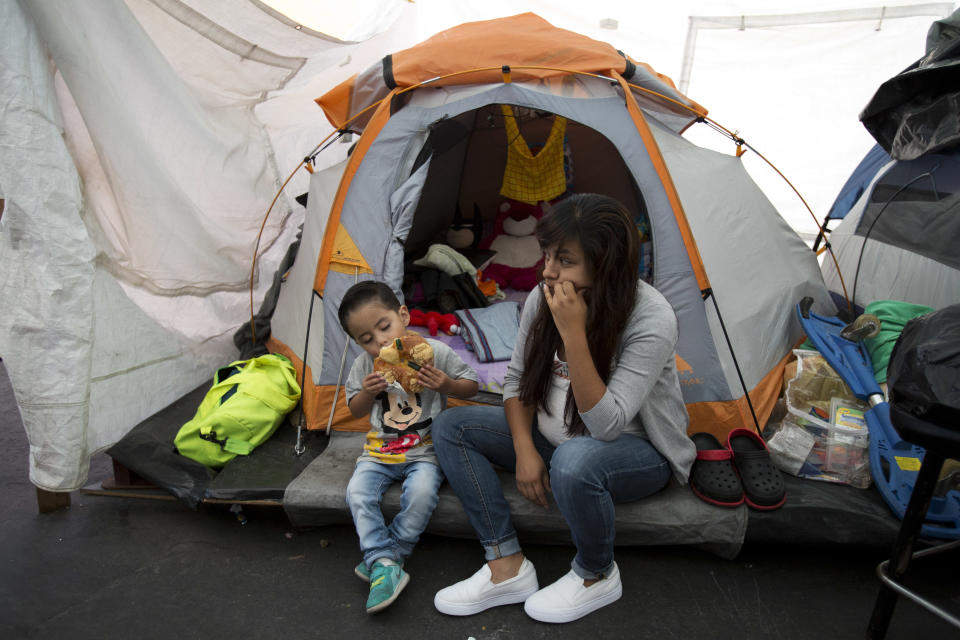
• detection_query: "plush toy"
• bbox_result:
[410,309,460,336]
[374,332,434,393]
[479,199,548,291]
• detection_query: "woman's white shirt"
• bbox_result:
[536,357,573,447]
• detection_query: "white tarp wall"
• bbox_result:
[1,0,954,491]
[0,0,409,491]
[676,3,956,240]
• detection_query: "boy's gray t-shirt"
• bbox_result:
[345,337,478,465]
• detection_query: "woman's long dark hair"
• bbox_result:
[518,193,641,437]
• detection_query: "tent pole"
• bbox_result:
[706,290,761,431]
[293,289,320,455]
[325,338,351,437]
[325,267,360,436]
[851,171,933,312]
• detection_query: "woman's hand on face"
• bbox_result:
[515,448,551,507]
[543,280,588,340]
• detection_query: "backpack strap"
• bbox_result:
[198,429,257,456]
[222,438,256,456]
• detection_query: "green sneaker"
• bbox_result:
[366,561,410,614]
[355,559,404,583]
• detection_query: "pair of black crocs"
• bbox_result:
[689,428,786,510]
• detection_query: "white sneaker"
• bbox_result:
[434,558,539,616]
[523,562,622,623]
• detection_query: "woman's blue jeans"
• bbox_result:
[345,459,444,569]
[433,405,670,580]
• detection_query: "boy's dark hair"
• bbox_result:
[338,280,402,336]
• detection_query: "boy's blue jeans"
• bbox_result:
[432,405,670,580]
[345,459,444,569]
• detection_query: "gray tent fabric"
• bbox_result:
[650,118,828,395]
[271,161,348,380]
[821,133,960,311]
[283,432,747,559]
[852,148,960,271]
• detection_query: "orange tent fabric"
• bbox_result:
[388,13,627,86]
[316,13,698,131]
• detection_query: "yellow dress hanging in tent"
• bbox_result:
[499,105,567,204]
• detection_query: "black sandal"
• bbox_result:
[727,428,786,510]
[689,432,744,508]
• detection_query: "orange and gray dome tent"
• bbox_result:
[266,13,831,442]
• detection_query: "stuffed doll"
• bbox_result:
[479,199,548,291]
[410,309,460,336]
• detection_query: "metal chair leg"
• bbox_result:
[867,452,947,638]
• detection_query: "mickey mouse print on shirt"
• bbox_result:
[364,389,434,461]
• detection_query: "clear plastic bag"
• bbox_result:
[770,350,871,488]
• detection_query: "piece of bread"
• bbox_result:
[374,332,434,393]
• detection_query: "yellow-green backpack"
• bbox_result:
[174,354,302,468]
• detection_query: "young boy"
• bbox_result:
[338,281,479,614]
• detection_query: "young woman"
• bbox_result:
[431,193,695,623]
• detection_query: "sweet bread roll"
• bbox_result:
[374,332,434,393]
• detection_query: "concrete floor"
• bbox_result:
[2,360,957,640]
